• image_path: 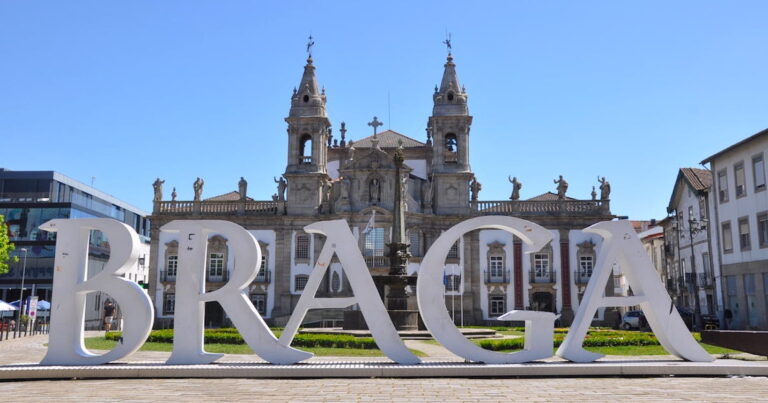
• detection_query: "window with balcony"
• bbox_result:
[579,255,594,277]
[489,255,504,280]
[534,253,550,276]
[735,162,746,198]
[717,169,729,203]
[166,255,178,279]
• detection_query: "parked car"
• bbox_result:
[676,307,720,330]
[621,310,647,330]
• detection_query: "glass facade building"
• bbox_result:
[0,169,150,303]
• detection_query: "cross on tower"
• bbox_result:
[306,35,315,57]
[368,116,383,137]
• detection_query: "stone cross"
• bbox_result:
[368,116,383,137]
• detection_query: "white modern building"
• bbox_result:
[702,128,768,330]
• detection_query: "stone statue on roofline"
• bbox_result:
[274,176,287,201]
[598,176,611,200]
[238,177,248,200]
[152,178,165,202]
[553,175,568,200]
[508,176,522,200]
[171,187,177,202]
[470,177,482,201]
[193,177,204,201]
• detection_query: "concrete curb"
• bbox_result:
[1,359,766,380]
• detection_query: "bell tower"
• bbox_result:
[428,50,474,214]
[284,39,331,215]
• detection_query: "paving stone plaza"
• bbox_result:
[1,333,766,401]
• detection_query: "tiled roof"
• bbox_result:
[526,192,576,201]
[680,168,712,191]
[205,191,254,201]
[352,130,426,148]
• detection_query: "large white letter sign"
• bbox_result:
[39,219,154,365]
[278,220,420,365]
[418,216,553,364]
[163,220,311,365]
[497,310,558,362]
[556,220,713,362]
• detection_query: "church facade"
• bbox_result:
[148,51,618,328]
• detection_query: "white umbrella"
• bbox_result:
[0,300,18,312]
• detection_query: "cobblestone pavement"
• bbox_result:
[2,376,767,401]
[2,333,767,401]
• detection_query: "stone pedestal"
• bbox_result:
[342,275,422,331]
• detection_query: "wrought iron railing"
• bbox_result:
[207,270,229,283]
[364,255,389,268]
[254,270,271,284]
[530,269,555,284]
[484,269,510,284]
[574,271,592,285]
[160,270,176,282]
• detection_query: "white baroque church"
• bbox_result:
[148,49,621,328]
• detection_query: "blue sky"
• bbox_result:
[1,1,766,219]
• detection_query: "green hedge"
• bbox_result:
[106,329,379,349]
[477,330,667,351]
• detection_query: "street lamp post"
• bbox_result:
[687,218,707,331]
[14,248,28,338]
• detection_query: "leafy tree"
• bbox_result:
[0,214,19,275]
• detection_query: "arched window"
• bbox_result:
[299,134,313,164]
[445,133,458,163]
